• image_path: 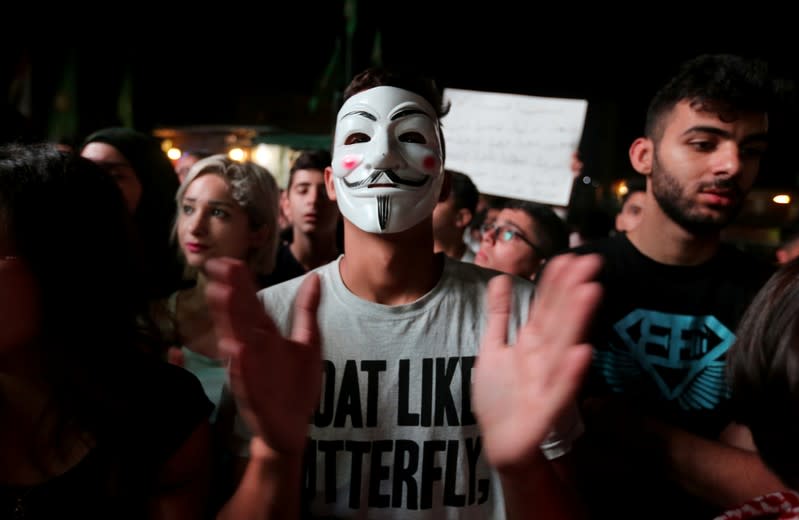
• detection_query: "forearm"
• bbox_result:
[648,419,787,507]
[500,455,586,520]
[217,437,303,520]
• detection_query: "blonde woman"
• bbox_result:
[158,155,279,412]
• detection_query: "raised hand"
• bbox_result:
[205,258,322,455]
[473,253,602,474]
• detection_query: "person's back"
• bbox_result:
[0,143,214,519]
[558,53,782,519]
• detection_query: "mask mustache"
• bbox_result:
[343,169,429,188]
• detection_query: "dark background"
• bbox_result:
[3,4,798,193]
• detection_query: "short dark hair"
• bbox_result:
[728,258,799,488]
[288,149,331,189]
[502,200,569,259]
[644,54,773,140]
[470,195,509,232]
[447,169,479,215]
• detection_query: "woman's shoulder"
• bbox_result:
[135,356,213,414]
[123,355,214,460]
[147,285,200,344]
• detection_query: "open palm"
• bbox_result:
[205,258,322,455]
[473,254,602,473]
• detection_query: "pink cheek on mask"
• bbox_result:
[341,155,361,171]
[422,155,439,171]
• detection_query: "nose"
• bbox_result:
[481,226,496,245]
[713,142,742,177]
[365,130,403,171]
[307,185,321,206]
[187,210,208,236]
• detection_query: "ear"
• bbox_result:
[629,137,654,176]
[438,169,452,202]
[776,249,789,265]
[279,189,289,215]
[324,166,337,202]
[455,208,473,230]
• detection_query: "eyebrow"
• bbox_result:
[495,220,526,235]
[391,108,431,121]
[183,197,236,208]
[341,110,376,121]
[682,126,769,144]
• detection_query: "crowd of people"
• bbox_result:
[2,53,799,520]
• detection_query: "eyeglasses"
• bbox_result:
[480,223,542,254]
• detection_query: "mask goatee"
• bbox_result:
[377,195,391,231]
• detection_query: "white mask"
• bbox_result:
[331,86,444,233]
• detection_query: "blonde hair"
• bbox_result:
[174,154,280,276]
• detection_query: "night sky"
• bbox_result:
[4,5,798,190]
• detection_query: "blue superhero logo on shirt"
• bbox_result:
[594,309,733,410]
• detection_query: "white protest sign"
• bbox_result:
[442,88,588,206]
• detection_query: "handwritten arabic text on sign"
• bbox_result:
[442,88,587,206]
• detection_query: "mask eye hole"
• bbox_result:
[399,132,426,144]
[345,133,370,145]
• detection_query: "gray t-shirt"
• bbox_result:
[258,254,582,519]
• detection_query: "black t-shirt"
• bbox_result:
[558,234,775,520]
[260,242,308,288]
[0,359,213,519]
[571,233,774,436]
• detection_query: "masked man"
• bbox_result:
[205,67,598,520]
